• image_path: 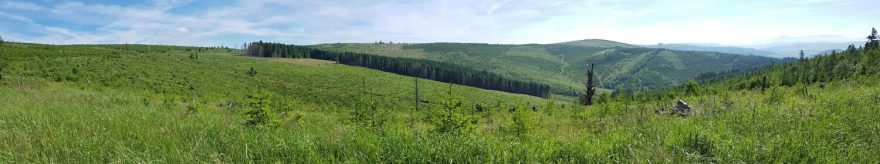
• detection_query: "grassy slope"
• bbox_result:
[0,43,544,108]
[1,43,878,162]
[311,41,779,98]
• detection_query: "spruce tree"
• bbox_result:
[799,50,805,61]
[583,63,597,105]
[414,77,420,111]
[867,28,878,50]
[248,67,257,77]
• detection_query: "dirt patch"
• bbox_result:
[270,58,337,66]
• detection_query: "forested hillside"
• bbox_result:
[693,28,880,94]
[311,40,780,98]
[244,42,550,98]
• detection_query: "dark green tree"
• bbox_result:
[414,77,420,111]
[799,50,805,61]
[867,27,878,50]
[245,92,281,128]
[248,66,257,77]
[684,80,700,96]
[583,63,597,105]
[760,76,769,93]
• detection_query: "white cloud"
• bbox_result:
[1,0,877,46]
[175,27,189,34]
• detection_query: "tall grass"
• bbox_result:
[0,43,878,162]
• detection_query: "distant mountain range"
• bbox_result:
[643,44,785,58]
[642,41,862,58]
[639,35,866,58]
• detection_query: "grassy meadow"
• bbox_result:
[1,42,879,163]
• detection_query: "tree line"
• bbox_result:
[747,28,880,89]
[244,41,551,98]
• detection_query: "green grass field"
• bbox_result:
[1,42,879,162]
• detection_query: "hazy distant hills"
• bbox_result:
[554,39,638,48]
[312,39,779,97]
[756,42,859,57]
[642,44,785,58]
[642,40,862,58]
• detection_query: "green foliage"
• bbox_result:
[349,98,389,131]
[510,106,535,136]
[2,39,880,163]
[247,66,257,77]
[684,80,700,96]
[314,42,779,98]
[248,42,551,98]
[244,91,282,128]
[428,85,476,134]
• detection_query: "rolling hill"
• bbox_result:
[311,40,781,98]
[2,39,879,163]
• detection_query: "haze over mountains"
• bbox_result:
[642,35,863,58]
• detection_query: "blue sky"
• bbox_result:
[0,0,877,47]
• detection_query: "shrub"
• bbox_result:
[349,98,389,131]
[244,92,282,128]
[510,107,535,136]
[428,85,476,134]
[248,67,257,77]
[685,80,700,96]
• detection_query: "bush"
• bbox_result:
[349,98,389,131]
[510,107,535,136]
[428,85,476,134]
[244,92,282,128]
[248,67,257,77]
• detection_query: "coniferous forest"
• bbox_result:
[244,41,551,98]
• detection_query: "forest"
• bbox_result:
[245,41,551,98]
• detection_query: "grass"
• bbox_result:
[0,43,878,162]
[269,58,337,66]
[311,42,779,98]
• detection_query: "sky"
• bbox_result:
[0,0,877,47]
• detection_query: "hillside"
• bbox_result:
[311,41,780,97]
[0,43,545,110]
[243,42,551,98]
[2,40,879,162]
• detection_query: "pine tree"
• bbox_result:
[799,50,805,61]
[583,63,597,105]
[248,67,257,77]
[684,80,700,96]
[867,27,878,50]
[414,77,420,111]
